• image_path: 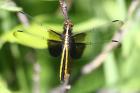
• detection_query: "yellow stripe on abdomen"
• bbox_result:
[59,45,70,82]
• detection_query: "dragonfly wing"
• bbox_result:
[70,33,86,59]
[73,20,123,44]
[47,29,62,41]
[47,40,62,57]
[47,30,63,57]
[13,24,63,49]
[70,43,86,59]
[70,20,123,60]
[71,33,86,43]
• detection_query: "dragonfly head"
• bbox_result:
[64,19,73,30]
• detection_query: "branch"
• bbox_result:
[17,12,30,27]
[128,0,140,18]
[26,51,41,93]
[32,63,41,93]
[50,75,71,93]
[81,0,140,75]
[59,0,69,20]
[82,28,124,74]
[7,0,30,27]
[9,1,41,93]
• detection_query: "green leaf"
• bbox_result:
[103,0,126,20]
[13,30,48,49]
[104,53,119,86]
[0,1,22,12]
[0,77,11,93]
[0,18,109,49]
[69,69,105,93]
[74,18,108,33]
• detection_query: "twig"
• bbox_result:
[128,0,140,18]
[32,63,41,93]
[82,28,124,74]
[25,51,41,93]
[81,0,140,75]
[59,0,69,20]
[8,0,41,93]
[7,0,30,27]
[50,75,71,93]
[17,12,30,27]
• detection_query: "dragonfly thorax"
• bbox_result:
[62,20,74,47]
[63,20,73,32]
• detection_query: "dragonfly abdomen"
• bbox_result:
[60,21,74,81]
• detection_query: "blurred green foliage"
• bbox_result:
[0,0,140,93]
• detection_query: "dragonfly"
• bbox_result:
[13,11,123,82]
[13,0,123,81]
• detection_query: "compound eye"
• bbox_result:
[69,22,73,27]
[64,19,74,29]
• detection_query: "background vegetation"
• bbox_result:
[0,0,140,93]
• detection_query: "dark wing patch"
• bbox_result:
[70,33,86,59]
[70,43,85,59]
[47,40,62,57]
